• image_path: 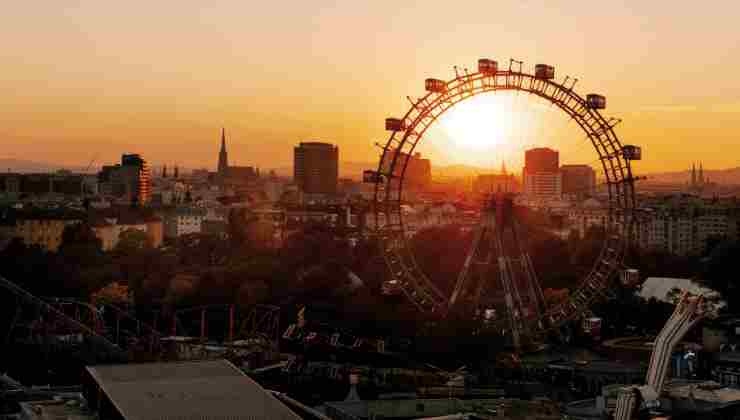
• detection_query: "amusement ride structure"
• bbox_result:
[366,58,642,348]
[614,292,710,420]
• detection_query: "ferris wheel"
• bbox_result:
[365,58,641,346]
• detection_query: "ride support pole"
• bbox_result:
[200,309,206,341]
[228,305,234,343]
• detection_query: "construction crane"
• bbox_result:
[613,292,709,420]
[84,154,98,173]
[81,154,98,199]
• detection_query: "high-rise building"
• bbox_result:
[523,147,561,200]
[378,150,431,190]
[524,172,562,200]
[524,147,559,174]
[98,154,151,205]
[561,164,596,197]
[294,142,339,195]
[402,152,431,189]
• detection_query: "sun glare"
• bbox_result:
[439,94,512,152]
[424,93,575,169]
[430,92,560,168]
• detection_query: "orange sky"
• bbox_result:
[2,1,739,174]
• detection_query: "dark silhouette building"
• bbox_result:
[293,142,338,195]
[98,154,151,205]
[561,164,596,197]
[523,147,562,200]
[524,147,559,175]
[218,127,229,180]
[216,128,257,189]
[0,171,95,199]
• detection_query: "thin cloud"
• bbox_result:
[635,105,699,113]
[709,102,740,113]
[625,103,740,116]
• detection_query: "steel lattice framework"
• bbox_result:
[371,59,637,336]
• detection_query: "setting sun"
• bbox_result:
[425,92,546,169]
[440,93,512,152]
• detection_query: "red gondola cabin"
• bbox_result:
[478,59,498,74]
[622,145,642,161]
[425,78,447,93]
[385,118,405,131]
[586,94,607,109]
[534,64,555,79]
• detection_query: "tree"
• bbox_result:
[410,224,471,294]
[115,229,149,254]
[164,273,199,305]
[236,280,269,306]
[0,238,52,296]
[543,288,569,306]
[176,233,230,267]
[227,208,251,248]
[91,281,133,307]
[60,223,103,254]
[55,223,112,297]
[701,239,740,311]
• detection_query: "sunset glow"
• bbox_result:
[2,1,740,173]
[440,94,512,153]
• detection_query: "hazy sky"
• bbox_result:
[2,0,739,173]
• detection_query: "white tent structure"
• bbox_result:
[639,277,726,310]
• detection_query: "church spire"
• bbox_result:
[691,163,696,187]
[218,127,229,178]
[699,162,704,185]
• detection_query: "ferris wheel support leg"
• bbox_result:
[500,257,521,350]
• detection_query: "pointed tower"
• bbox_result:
[174,165,179,179]
[699,163,704,185]
[501,160,507,175]
[218,127,229,179]
[162,164,168,179]
[691,163,696,188]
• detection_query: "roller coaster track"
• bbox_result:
[0,274,126,359]
[42,297,163,349]
[614,293,705,420]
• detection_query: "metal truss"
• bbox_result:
[372,59,636,335]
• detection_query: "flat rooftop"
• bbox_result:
[86,359,300,420]
[664,380,740,405]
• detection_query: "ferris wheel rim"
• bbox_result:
[372,60,636,334]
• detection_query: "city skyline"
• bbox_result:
[4,3,740,418]
[2,1,740,173]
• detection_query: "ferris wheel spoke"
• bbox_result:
[373,58,638,346]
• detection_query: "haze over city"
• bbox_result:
[3,0,740,173]
[4,3,740,420]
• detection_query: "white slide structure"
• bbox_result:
[614,292,705,420]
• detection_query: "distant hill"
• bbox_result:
[272,161,377,180]
[643,167,740,185]
[433,164,492,178]
[0,158,89,174]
